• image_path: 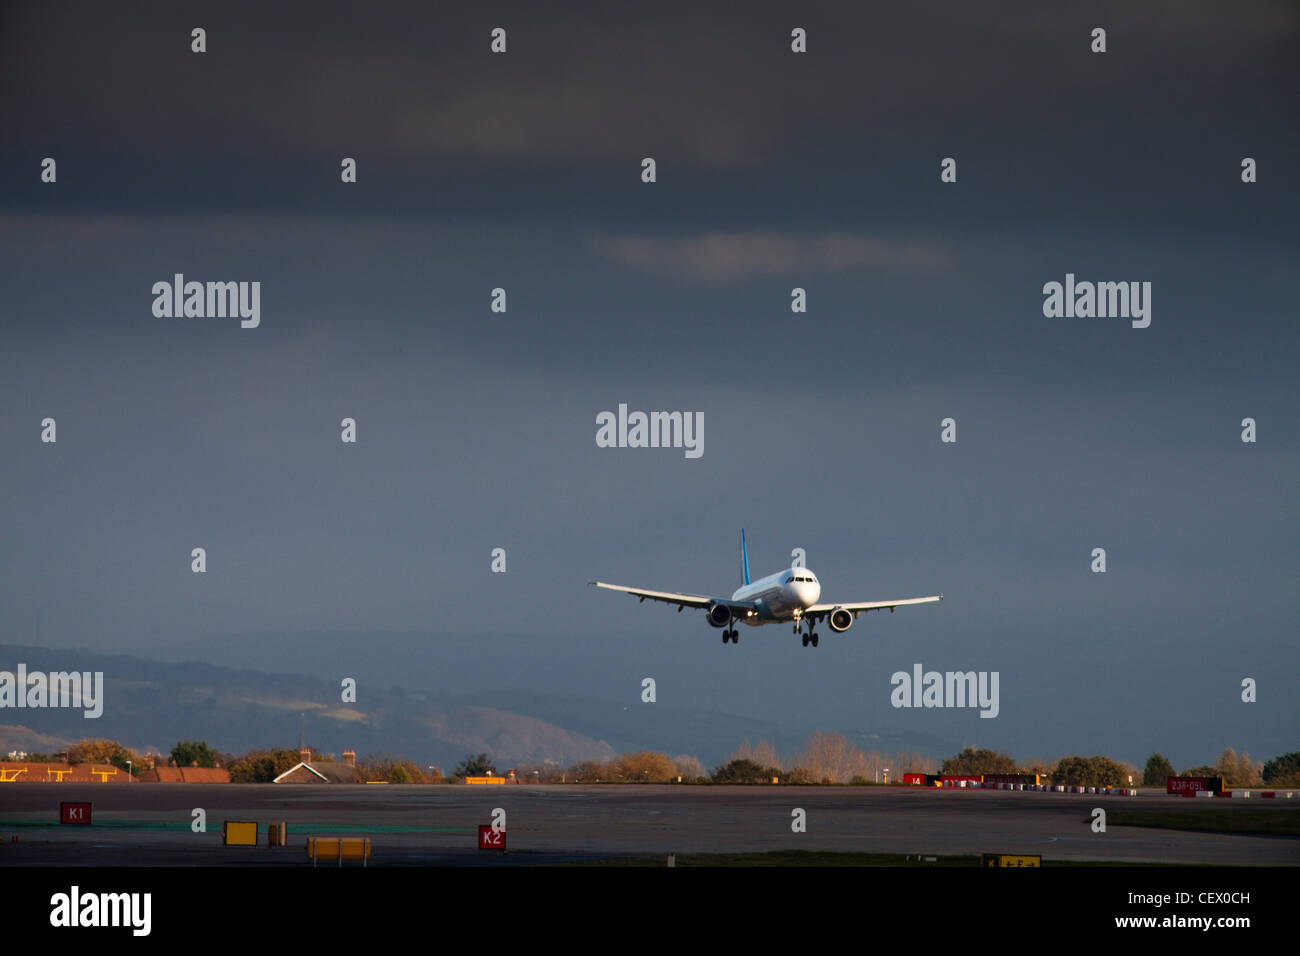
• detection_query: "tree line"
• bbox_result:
[1142,747,1300,788]
[14,736,1298,789]
[941,745,1300,788]
[525,734,940,785]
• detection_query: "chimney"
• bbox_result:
[342,749,355,767]
[301,747,311,765]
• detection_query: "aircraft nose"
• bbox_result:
[794,582,820,605]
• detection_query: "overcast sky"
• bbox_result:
[1,1,1296,767]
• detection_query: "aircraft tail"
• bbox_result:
[741,529,751,586]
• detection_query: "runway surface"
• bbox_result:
[1,784,1296,866]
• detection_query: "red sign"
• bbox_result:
[1167,776,1222,795]
[478,825,506,850]
[60,802,91,825]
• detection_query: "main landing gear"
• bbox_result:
[795,616,819,647]
[721,628,739,644]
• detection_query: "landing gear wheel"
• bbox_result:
[810,633,819,647]
[801,634,809,647]
[721,631,728,644]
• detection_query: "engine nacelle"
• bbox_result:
[828,607,854,633]
[707,604,733,628]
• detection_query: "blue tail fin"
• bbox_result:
[741,529,751,586]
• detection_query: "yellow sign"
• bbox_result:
[223,821,258,846]
[307,837,372,866]
[981,854,1041,867]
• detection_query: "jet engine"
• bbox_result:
[828,607,854,632]
[707,604,733,628]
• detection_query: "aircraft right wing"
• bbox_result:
[589,581,752,614]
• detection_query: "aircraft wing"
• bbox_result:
[806,595,942,615]
[589,581,751,613]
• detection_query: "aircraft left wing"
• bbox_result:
[589,581,751,613]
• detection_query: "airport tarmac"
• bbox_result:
[1,784,1296,866]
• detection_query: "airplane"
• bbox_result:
[590,530,941,647]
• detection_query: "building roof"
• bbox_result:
[138,766,231,783]
[273,761,363,784]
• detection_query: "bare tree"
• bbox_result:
[672,754,706,780]
[796,731,864,783]
[610,751,677,782]
[726,739,758,764]
[1216,748,1263,787]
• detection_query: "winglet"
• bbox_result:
[741,529,751,586]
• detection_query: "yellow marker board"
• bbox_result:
[306,837,372,866]
[223,821,258,846]
[981,853,1041,867]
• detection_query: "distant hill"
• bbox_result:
[0,644,618,768]
[10,638,966,770]
[0,723,73,756]
[132,630,966,765]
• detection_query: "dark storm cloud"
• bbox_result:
[4,1,1293,163]
[0,2,1295,767]
[3,1,1297,238]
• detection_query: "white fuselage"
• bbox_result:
[731,568,822,625]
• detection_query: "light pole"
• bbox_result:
[126,760,132,783]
